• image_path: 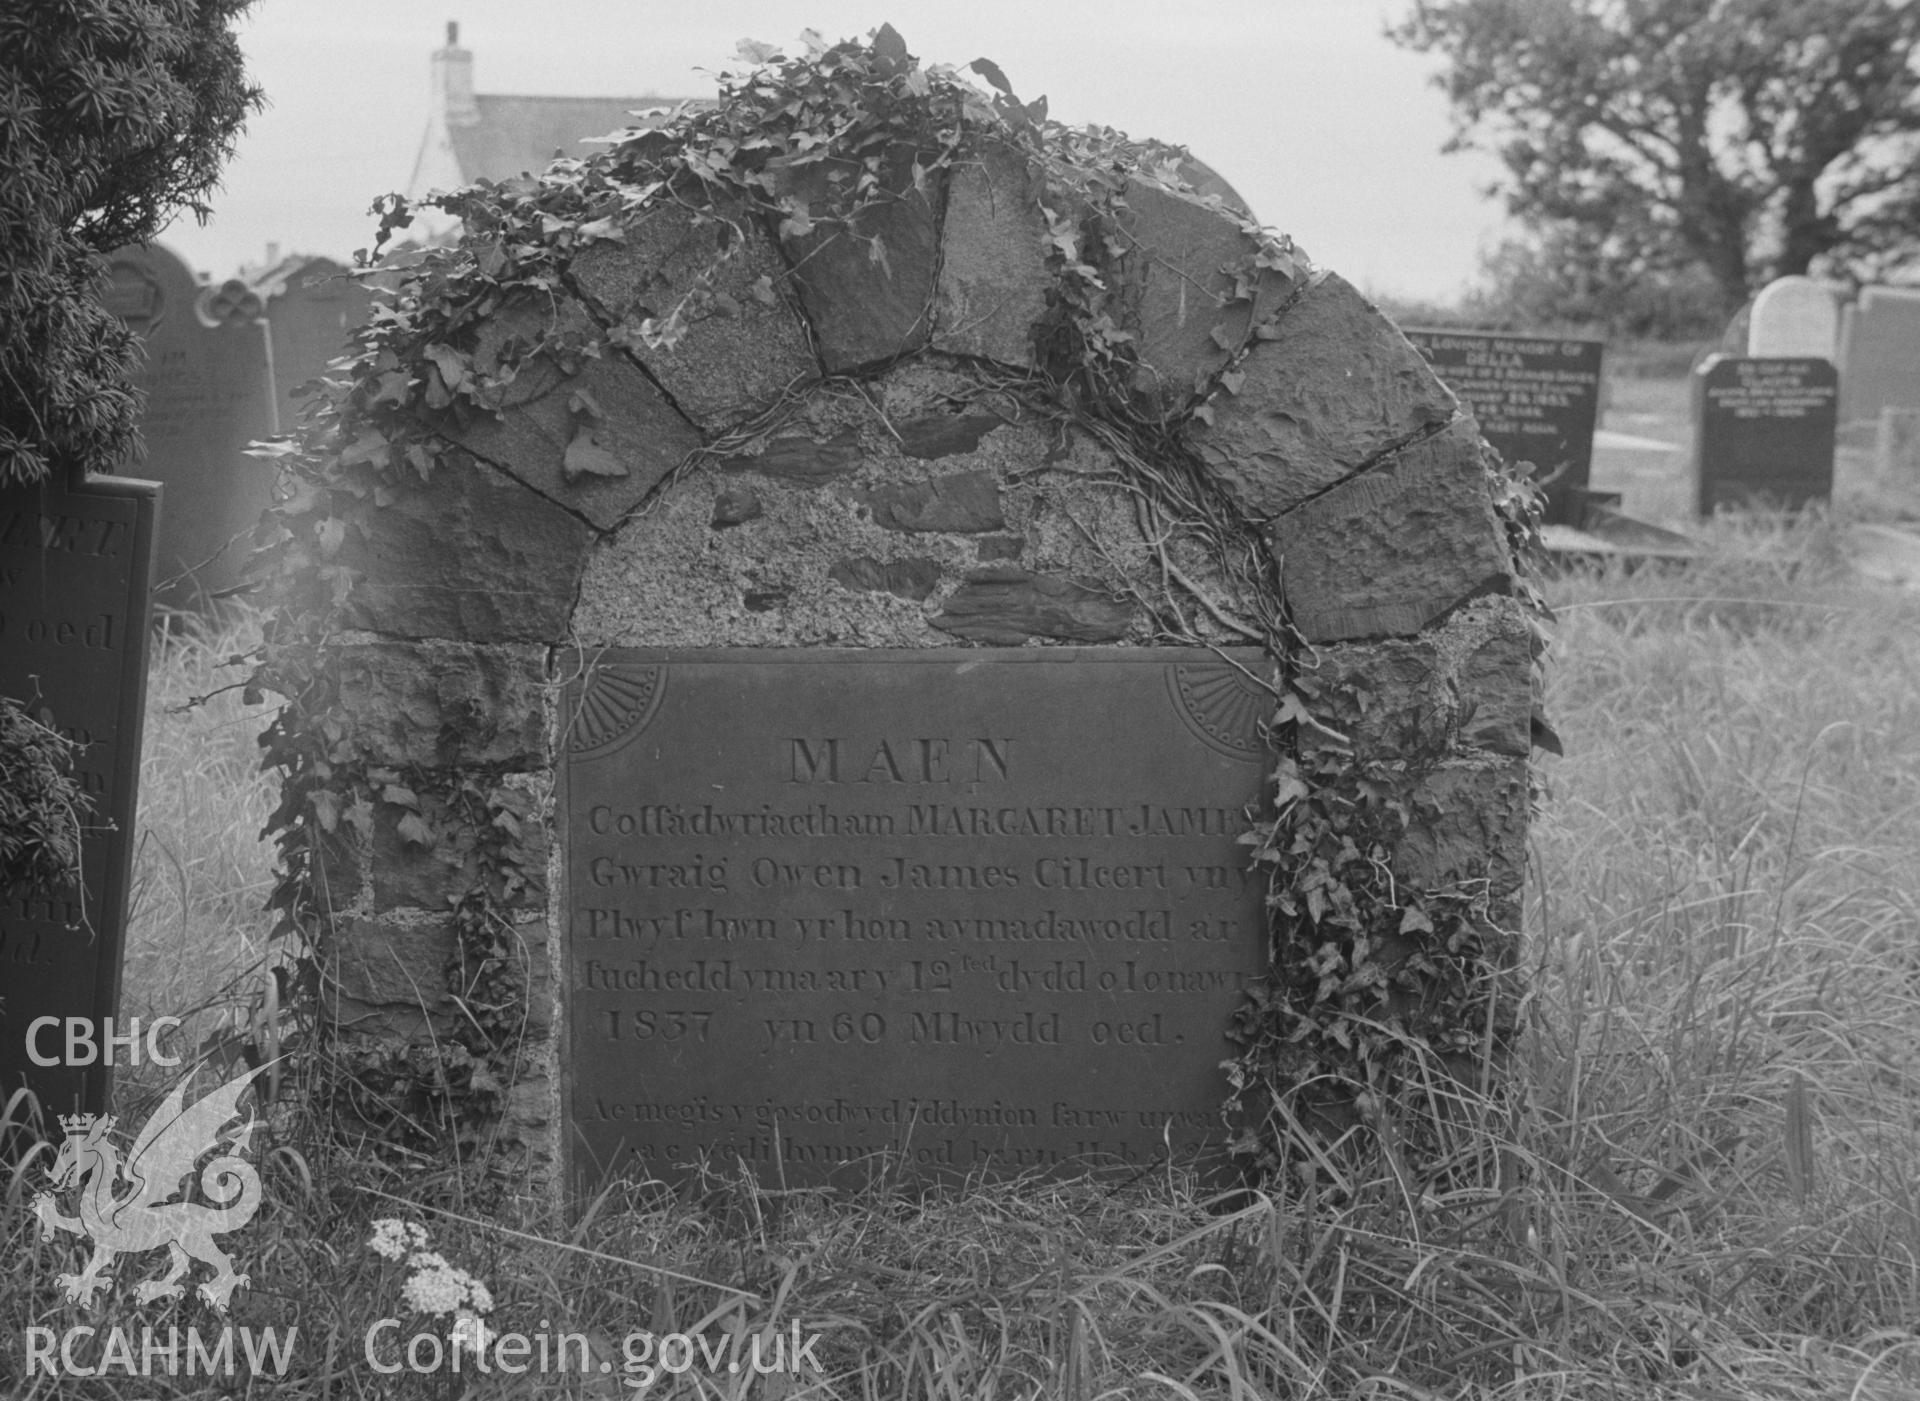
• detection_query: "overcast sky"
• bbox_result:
[157,0,1507,304]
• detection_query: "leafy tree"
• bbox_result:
[0,1,258,898]
[1393,0,1920,317]
[0,0,261,489]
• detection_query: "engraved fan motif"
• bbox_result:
[569,663,665,756]
[1169,660,1270,759]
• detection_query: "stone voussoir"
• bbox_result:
[342,451,594,644]
[1185,272,1457,522]
[569,199,818,430]
[1113,176,1295,411]
[777,147,944,373]
[436,293,701,531]
[1268,418,1510,643]
[331,640,548,769]
[932,140,1052,368]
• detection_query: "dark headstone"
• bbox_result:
[1694,356,1837,514]
[1405,330,1603,526]
[107,244,277,604]
[257,256,374,413]
[559,648,1272,1186]
[0,470,158,1118]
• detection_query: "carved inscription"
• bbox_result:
[1696,356,1837,513]
[562,649,1273,1186]
[1408,330,1603,525]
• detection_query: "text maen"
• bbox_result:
[787,737,1012,785]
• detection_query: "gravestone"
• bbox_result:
[1747,276,1840,360]
[0,470,158,1118]
[1876,406,1920,486]
[1694,355,1837,513]
[1405,330,1603,525]
[563,648,1272,1178]
[105,243,276,605]
[1839,285,1920,433]
[255,256,374,416]
[280,63,1537,1201]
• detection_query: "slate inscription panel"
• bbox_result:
[0,472,158,1117]
[1408,330,1603,525]
[561,649,1274,1187]
[1695,356,1837,513]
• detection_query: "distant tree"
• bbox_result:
[1465,227,1728,340]
[1393,0,1920,318]
[0,0,261,489]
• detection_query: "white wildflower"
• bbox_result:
[367,1217,429,1261]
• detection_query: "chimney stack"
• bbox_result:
[432,18,477,126]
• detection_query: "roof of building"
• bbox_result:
[450,93,700,184]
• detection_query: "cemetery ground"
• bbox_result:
[7,441,1920,1396]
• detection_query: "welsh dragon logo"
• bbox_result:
[31,1061,271,1313]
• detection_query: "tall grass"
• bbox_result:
[120,605,280,1088]
[6,519,1919,1398]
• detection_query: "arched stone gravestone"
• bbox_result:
[266,42,1537,1199]
[104,244,276,605]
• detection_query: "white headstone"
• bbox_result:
[1748,276,1840,360]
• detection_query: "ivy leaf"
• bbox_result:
[735,37,781,64]
[1398,906,1435,937]
[310,788,340,833]
[423,342,470,394]
[563,425,628,481]
[577,215,625,243]
[395,812,435,848]
[338,430,389,468]
[970,56,1013,96]
[314,517,347,560]
[870,23,910,75]
[344,797,374,841]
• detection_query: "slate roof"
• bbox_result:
[449,93,701,183]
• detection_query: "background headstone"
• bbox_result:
[253,255,374,419]
[1406,330,1603,525]
[0,470,158,1118]
[1747,276,1841,360]
[1839,285,1920,435]
[1694,355,1837,513]
[1876,405,1920,485]
[106,243,276,605]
